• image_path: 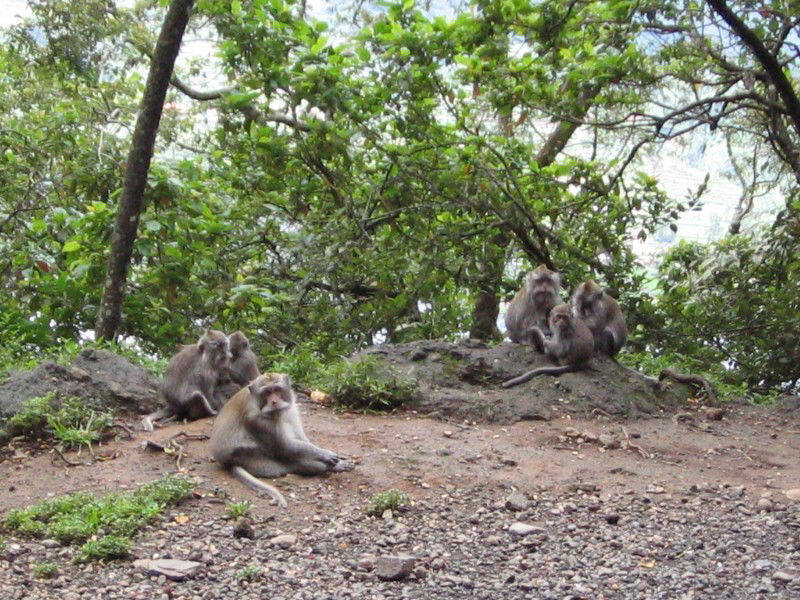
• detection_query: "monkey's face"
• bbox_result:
[549,305,572,331]
[251,383,293,417]
[199,330,231,369]
[229,331,250,358]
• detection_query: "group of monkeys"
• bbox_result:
[139,265,624,506]
[141,330,354,508]
[502,265,628,387]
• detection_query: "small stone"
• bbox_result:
[133,559,203,582]
[756,498,773,512]
[233,517,255,539]
[704,407,726,420]
[270,534,297,549]
[357,555,375,571]
[598,434,620,450]
[41,539,61,549]
[605,514,620,525]
[508,522,544,537]
[784,489,800,501]
[382,509,394,520]
[505,491,529,511]
[375,554,416,581]
[773,570,797,583]
[443,430,453,438]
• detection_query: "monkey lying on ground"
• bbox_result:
[505,265,562,342]
[141,329,231,432]
[210,373,355,507]
[213,330,260,409]
[571,280,627,356]
[502,304,594,388]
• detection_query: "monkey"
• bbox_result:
[502,303,594,388]
[213,330,260,409]
[141,329,231,432]
[210,372,355,506]
[571,280,627,357]
[504,265,562,343]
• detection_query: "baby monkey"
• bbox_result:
[210,372,355,507]
[502,304,594,388]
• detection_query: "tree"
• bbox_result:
[95,0,194,341]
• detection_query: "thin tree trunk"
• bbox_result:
[95,0,194,341]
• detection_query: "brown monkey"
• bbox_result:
[505,265,562,343]
[141,329,231,432]
[213,331,260,409]
[210,373,354,506]
[571,280,627,357]
[502,304,594,388]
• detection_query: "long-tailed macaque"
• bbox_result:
[141,330,231,432]
[571,280,627,357]
[214,331,260,409]
[210,373,354,507]
[505,265,562,343]
[502,304,594,388]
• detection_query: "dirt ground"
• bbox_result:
[2,398,799,515]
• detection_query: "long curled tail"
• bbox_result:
[230,465,288,508]
[501,365,575,388]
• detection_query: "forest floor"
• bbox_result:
[1,394,799,599]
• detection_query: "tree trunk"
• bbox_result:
[95,0,194,341]
[469,232,509,341]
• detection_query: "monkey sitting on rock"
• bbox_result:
[502,304,594,388]
[141,329,231,432]
[210,372,355,507]
[505,265,562,342]
[571,280,627,357]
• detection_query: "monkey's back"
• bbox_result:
[210,387,259,465]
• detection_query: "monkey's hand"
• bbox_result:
[330,457,356,472]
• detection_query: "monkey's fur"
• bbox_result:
[141,329,231,432]
[502,304,594,388]
[213,331,260,409]
[505,265,562,343]
[210,373,355,506]
[571,280,627,357]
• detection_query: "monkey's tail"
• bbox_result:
[141,407,175,432]
[230,465,288,508]
[501,365,574,388]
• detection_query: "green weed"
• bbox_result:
[224,500,253,520]
[33,562,60,579]
[366,489,410,516]
[317,356,418,411]
[2,475,193,562]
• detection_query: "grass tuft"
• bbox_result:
[2,475,193,562]
[366,489,410,516]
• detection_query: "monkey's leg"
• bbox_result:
[141,407,174,432]
[526,326,547,353]
[185,391,218,419]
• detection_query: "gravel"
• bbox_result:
[2,481,799,599]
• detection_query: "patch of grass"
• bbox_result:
[235,564,263,582]
[4,394,114,450]
[317,356,419,412]
[224,500,253,520]
[366,489,410,516]
[2,475,193,562]
[33,561,60,579]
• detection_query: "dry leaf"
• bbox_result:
[174,514,190,525]
[639,559,656,568]
[310,390,332,406]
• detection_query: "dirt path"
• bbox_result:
[2,401,798,513]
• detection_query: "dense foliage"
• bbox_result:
[0,0,797,394]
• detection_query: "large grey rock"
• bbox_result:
[375,555,416,581]
[133,558,203,581]
[0,348,159,418]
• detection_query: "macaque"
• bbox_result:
[210,373,355,506]
[141,329,231,432]
[505,265,562,343]
[502,304,594,388]
[213,331,260,409]
[571,280,627,357]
